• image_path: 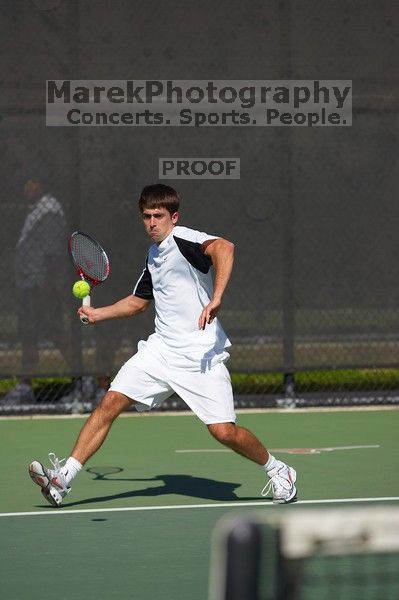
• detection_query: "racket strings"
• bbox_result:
[70,234,109,283]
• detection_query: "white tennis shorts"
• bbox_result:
[109,340,236,425]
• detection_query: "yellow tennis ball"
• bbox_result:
[72,280,90,299]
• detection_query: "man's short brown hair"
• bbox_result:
[139,184,180,216]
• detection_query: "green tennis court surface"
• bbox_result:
[1,409,398,600]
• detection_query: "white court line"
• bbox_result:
[1,497,398,518]
[175,445,380,454]
[176,449,231,453]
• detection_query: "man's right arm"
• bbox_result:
[78,294,151,324]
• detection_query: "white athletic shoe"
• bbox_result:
[261,463,297,504]
[29,452,71,507]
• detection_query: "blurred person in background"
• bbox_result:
[4,176,69,403]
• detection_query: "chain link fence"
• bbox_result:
[1,0,399,413]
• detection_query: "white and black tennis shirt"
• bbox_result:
[133,225,231,366]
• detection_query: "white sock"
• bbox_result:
[61,457,82,486]
[262,453,280,474]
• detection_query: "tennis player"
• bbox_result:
[29,184,297,506]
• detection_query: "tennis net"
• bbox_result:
[209,506,399,600]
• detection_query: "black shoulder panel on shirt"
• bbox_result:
[174,235,212,274]
[134,259,154,299]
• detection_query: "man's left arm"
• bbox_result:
[198,238,235,330]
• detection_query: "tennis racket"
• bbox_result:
[69,231,110,324]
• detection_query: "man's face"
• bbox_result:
[24,179,43,202]
[141,207,178,243]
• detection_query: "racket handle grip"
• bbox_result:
[80,295,91,325]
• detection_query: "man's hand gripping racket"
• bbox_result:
[69,231,110,324]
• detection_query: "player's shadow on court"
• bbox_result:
[57,467,261,507]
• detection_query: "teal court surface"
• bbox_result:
[1,408,398,600]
